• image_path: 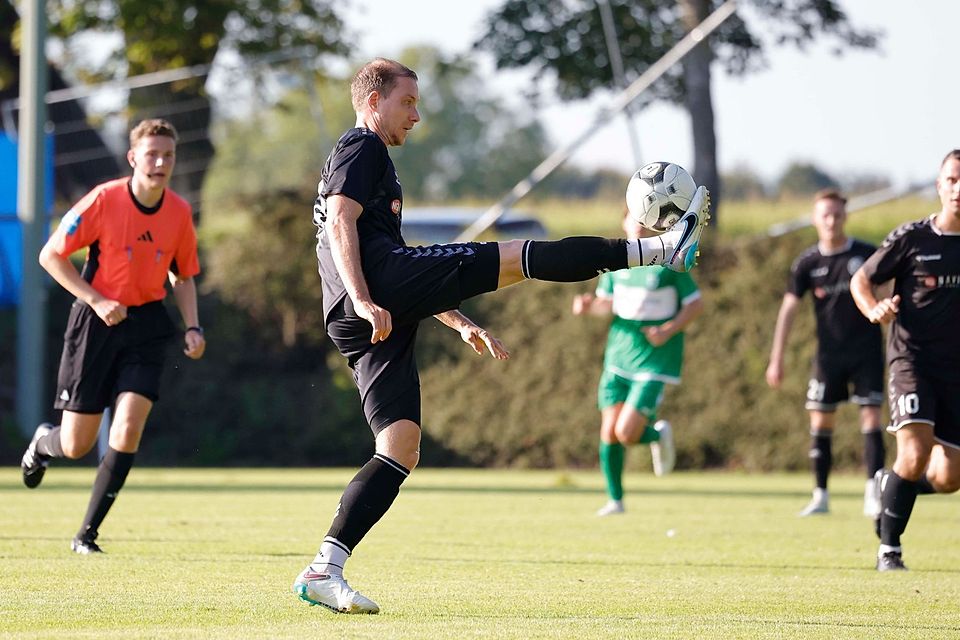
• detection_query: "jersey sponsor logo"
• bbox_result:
[915,254,942,262]
[813,281,851,299]
[921,274,960,288]
[391,199,401,215]
[847,256,864,275]
[60,208,82,236]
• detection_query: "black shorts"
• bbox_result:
[887,359,960,449]
[54,299,176,413]
[327,241,500,434]
[804,349,884,412]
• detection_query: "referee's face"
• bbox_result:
[374,76,421,147]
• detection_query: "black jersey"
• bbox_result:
[788,238,882,355]
[860,216,960,379]
[314,128,405,320]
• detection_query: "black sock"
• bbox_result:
[880,470,918,547]
[325,453,409,551]
[521,238,628,282]
[77,448,136,541]
[36,426,65,458]
[915,474,937,495]
[862,429,885,477]
[810,432,832,490]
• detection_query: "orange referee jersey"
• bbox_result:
[51,178,200,307]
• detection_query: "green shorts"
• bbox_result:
[597,370,666,419]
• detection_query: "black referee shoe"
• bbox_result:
[21,423,53,489]
[71,535,104,555]
[877,550,907,572]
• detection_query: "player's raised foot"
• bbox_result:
[71,535,104,555]
[650,419,675,477]
[595,499,625,516]
[798,489,829,517]
[21,423,53,489]
[863,476,881,518]
[293,568,379,614]
[876,550,907,572]
[661,186,710,272]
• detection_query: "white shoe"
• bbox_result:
[660,186,710,272]
[650,420,675,476]
[292,568,380,614]
[798,489,829,516]
[863,477,881,518]
[596,500,625,516]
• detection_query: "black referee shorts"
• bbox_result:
[54,299,177,413]
[327,241,500,434]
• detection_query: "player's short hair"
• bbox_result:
[129,119,179,147]
[940,149,960,168]
[813,187,847,206]
[351,58,418,112]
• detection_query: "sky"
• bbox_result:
[343,0,959,190]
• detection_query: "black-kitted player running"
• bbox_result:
[851,149,960,571]
[291,58,711,613]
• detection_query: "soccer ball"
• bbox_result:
[625,161,697,233]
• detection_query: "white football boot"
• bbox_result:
[798,488,829,516]
[650,420,676,477]
[292,568,380,614]
[658,186,711,272]
[595,499,625,516]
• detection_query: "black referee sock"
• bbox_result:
[521,238,629,282]
[862,429,885,478]
[879,470,918,547]
[77,448,136,541]
[809,432,832,490]
[36,426,65,458]
[325,453,410,551]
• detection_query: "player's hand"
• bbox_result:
[642,325,671,347]
[460,326,510,360]
[92,298,127,327]
[867,295,900,324]
[572,293,594,315]
[355,299,392,343]
[184,329,206,360]
[765,360,783,389]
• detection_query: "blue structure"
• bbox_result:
[0,132,54,307]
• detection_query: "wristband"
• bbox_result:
[186,326,204,335]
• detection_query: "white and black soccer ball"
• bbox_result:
[625,161,697,233]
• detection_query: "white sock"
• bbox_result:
[878,544,902,557]
[637,236,666,266]
[626,239,643,267]
[310,536,350,576]
[813,487,828,501]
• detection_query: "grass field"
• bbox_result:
[2,467,960,639]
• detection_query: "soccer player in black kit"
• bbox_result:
[291,58,711,613]
[851,150,960,571]
[766,189,885,518]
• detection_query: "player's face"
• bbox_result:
[937,157,960,218]
[128,135,176,190]
[812,198,846,244]
[373,76,420,146]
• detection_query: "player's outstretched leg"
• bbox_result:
[21,423,54,488]
[650,186,711,273]
[293,567,380,614]
[650,420,676,476]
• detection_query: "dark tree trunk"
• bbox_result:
[678,0,721,225]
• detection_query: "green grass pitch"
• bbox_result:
[2,467,960,639]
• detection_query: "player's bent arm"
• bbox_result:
[654,296,704,340]
[38,241,125,323]
[326,194,392,342]
[170,275,205,359]
[850,267,900,324]
[434,310,510,360]
[575,293,614,317]
[766,293,800,388]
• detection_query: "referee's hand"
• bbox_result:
[93,298,127,326]
[356,300,392,343]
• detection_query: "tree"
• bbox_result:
[475,0,880,224]
[776,160,838,198]
[37,0,348,212]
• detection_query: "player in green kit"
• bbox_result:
[573,212,703,515]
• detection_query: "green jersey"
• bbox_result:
[595,266,700,384]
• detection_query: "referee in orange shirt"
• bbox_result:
[20,119,205,554]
